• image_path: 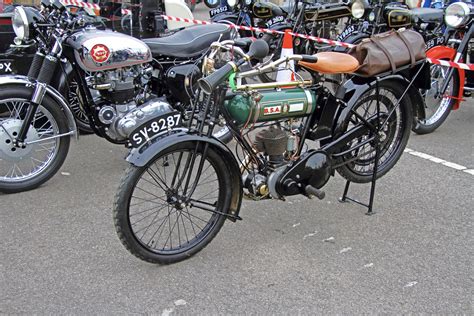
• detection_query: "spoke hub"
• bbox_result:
[166,193,187,210]
[0,119,39,161]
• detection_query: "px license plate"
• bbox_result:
[0,59,14,74]
[209,5,230,18]
[129,112,182,148]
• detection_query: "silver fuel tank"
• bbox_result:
[67,28,152,72]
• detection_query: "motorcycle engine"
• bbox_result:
[86,64,164,141]
[242,125,294,199]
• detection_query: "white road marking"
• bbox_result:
[339,247,352,254]
[404,148,473,176]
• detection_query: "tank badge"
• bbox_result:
[90,44,111,63]
[263,105,282,115]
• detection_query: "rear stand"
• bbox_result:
[337,62,426,215]
[338,77,382,216]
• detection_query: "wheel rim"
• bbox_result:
[0,98,60,182]
[422,64,454,126]
[343,88,405,176]
[127,149,223,255]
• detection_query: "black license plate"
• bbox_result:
[426,36,445,50]
[209,5,230,18]
[336,25,356,42]
[129,112,182,148]
[265,15,284,28]
[0,59,14,74]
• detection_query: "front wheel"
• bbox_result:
[412,63,459,135]
[113,142,233,264]
[0,86,71,193]
[336,81,413,183]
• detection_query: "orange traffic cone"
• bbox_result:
[276,29,295,83]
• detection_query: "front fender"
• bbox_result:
[333,74,423,136]
[0,75,78,139]
[426,45,464,110]
[211,12,239,24]
[127,130,243,221]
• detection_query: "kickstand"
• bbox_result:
[338,77,382,216]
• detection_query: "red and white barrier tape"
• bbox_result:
[162,14,473,71]
[427,58,474,71]
[60,0,131,15]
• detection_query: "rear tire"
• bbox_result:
[113,142,233,264]
[336,81,412,183]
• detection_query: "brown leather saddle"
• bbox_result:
[298,52,359,75]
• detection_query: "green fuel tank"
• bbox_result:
[224,88,317,126]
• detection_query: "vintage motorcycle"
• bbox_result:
[337,0,445,46]
[413,1,473,134]
[0,0,198,134]
[0,1,234,193]
[224,0,353,83]
[112,38,427,264]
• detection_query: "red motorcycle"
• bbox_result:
[414,1,473,134]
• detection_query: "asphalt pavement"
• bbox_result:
[1,4,473,314]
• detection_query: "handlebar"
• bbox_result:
[199,39,270,94]
[238,54,317,78]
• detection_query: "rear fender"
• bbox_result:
[127,130,243,221]
[0,75,78,138]
[333,75,422,136]
[426,45,464,110]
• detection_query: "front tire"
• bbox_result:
[113,142,233,264]
[0,86,71,193]
[336,81,412,183]
[412,63,458,135]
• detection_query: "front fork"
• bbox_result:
[14,43,60,145]
[15,83,47,145]
[438,26,473,98]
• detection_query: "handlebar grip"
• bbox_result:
[198,62,237,95]
[301,55,318,63]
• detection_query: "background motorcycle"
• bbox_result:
[112,39,425,264]
[337,0,445,45]
[210,0,286,36]
[238,0,353,82]
[414,1,474,134]
[0,1,233,193]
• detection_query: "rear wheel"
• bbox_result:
[0,86,71,193]
[412,63,458,135]
[113,142,232,264]
[336,81,412,183]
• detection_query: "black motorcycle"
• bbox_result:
[112,38,427,264]
[251,0,353,82]
[337,0,445,47]
[0,1,234,193]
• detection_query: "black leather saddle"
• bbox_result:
[143,24,231,58]
[410,7,444,24]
